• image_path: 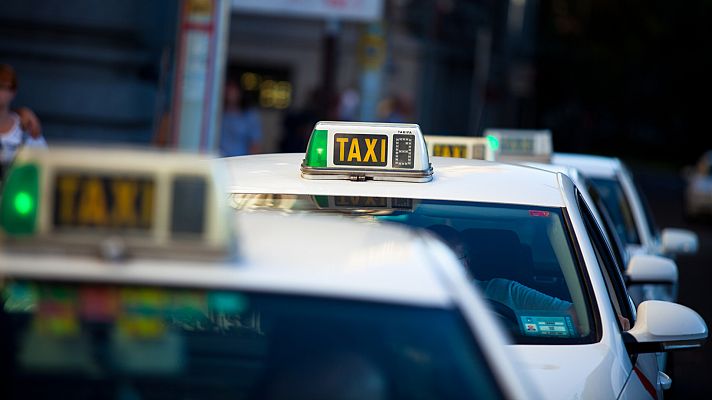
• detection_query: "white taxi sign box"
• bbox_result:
[301,121,433,183]
[484,129,553,163]
[424,135,494,161]
[0,146,229,260]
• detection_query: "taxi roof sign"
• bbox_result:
[0,146,230,261]
[301,121,433,183]
[483,129,553,163]
[424,135,494,161]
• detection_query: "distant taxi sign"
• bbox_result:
[484,129,553,163]
[53,173,155,231]
[424,135,494,161]
[0,146,229,259]
[301,121,432,182]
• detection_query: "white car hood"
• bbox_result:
[511,343,628,399]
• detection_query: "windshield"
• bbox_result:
[232,194,598,345]
[588,178,641,245]
[0,280,502,400]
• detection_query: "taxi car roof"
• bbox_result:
[524,162,585,186]
[222,153,566,207]
[0,213,454,308]
[552,152,621,179]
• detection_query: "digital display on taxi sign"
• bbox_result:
[52,173,155,232]
[392,134,415,169]
[472,143,487,160]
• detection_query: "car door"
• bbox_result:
[577,191,661,399]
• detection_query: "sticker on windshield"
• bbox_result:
[519,314,576,338]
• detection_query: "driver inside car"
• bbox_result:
[427,225,574,311]
[427,225,631,332]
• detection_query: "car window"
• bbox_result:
[576,193,636,330]
[588,177,641,245]
[632,177,659,240]
[233,194,598,345]
[0,280,503,400]
[587,184,628,271]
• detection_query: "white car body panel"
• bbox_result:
[221,153,565,207]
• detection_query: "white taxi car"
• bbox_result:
[224,121,708,399]
[0,145,540,400]
[552,153,698,259]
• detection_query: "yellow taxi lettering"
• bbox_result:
[380,139,386,163]
[112,180,138,226]
[336,137,349,161]
[442,146,451,157]
[347,139,361,162]
[452,146,462,158]
[57,176,79,224]
[77,178,108,226]
[364,138,378,162]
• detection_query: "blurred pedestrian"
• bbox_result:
[0,64,46,174]
[219,80,262,157]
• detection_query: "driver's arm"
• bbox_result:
[478,278,572,311]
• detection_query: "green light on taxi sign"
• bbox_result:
[486,134,500,151]
[304,129,328,168]
[14,192,34,216]
[0,163,40,235]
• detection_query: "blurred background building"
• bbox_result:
[2,0,711,164]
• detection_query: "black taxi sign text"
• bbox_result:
[333,133,388,167]
[53,173,155,231]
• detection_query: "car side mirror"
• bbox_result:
[624,300,707,354]
[661,228,698,256]
[626,254,678,285]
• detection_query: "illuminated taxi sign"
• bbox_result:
[0,146,228,259]
[302,121,432,182]
[424,135,494,161]
[484,129,553,163]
